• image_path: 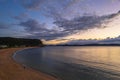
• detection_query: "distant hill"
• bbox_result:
[56,37,120,46]
[56,43,120,46]
[0,37,43,48]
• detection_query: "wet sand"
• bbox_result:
[0,48,57,80]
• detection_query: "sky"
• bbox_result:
[0,0,120,45]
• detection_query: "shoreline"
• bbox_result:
[0,47,58,80]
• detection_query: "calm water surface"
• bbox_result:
[13,46,120,80]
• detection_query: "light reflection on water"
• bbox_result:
[14,46,120,80]
[42,46,120,71]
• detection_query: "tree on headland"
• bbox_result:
[0,37,43,48]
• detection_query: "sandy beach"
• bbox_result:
[0,48,57,80]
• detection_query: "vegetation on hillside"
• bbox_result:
[0,37,43,48]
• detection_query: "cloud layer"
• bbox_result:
[0,23,11,29]
[1,0,120,41]
[17,10,120,40]
[65,35,120,45]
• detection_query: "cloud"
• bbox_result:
[20,0,65,10]
[26,31,69,40]
[19,19,47,33]
[0,23,11,29]
[18,0,120,20]
[13,13,29,20]
[66,39,98,45]
[65,35,120,45]
[100,36,120,44]
[111,0,120,2]
[18,0,120,40]
[54,10,120,33]
[20,0,45,10]
[19,0,86,19]
[19,18,69,40]
[18,10,120,40]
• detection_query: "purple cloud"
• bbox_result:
[19,18,69,40]
[54,10,120,33]
[13,13,29,20]
[18,10,120,40]
[65,35,120,45]
[20,0,44,10]
[0,23,11,29]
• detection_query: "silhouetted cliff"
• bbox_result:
[0,37,43,48]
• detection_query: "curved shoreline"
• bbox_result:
[0,47,58,80]
[12,46,120,80]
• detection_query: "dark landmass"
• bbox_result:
[0,37,43,48]
[53,44,120,46]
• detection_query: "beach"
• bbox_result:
[0,48,57,80]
